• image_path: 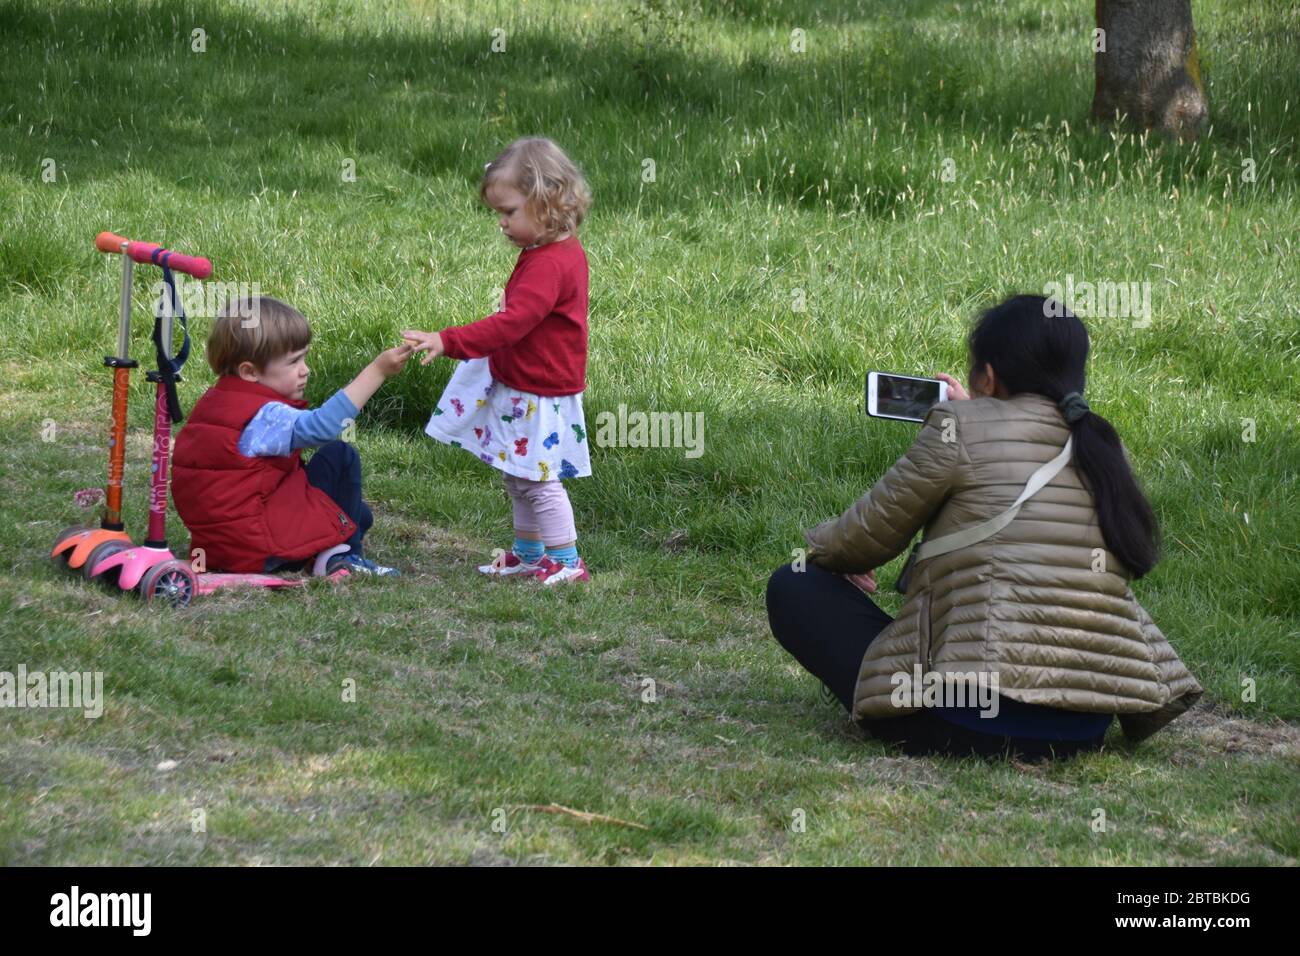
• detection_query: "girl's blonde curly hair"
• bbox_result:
[481,137,592,242]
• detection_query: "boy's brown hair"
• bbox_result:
[205,296,312,376]
[481,137,592,243]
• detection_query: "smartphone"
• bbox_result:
[866,371,949,423]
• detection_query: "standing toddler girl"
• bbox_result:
[404,137,593,585]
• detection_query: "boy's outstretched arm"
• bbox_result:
[343,343,413,408]
[238,344,413,457]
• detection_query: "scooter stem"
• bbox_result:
[116,250,132,359]
[143,380,171,549]
[143,276,181,550]
[102,252,138,531]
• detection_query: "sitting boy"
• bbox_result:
[171,295,411,576]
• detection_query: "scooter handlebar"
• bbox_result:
[96,231,213,279]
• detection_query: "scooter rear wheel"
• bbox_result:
[140,560,197,609]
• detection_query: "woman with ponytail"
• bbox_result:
[766,295,1202,759]
[959,294,1161,579]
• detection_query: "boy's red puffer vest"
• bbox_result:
[171,376,354,572]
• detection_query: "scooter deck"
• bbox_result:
[195,569,350,596]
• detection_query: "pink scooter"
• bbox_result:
[84,234,349,607]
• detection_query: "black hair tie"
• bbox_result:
[1058,391,1091,424]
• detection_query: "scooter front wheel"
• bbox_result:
[84,539,130,582]
[51,525,90,567]
[139,560,197,609]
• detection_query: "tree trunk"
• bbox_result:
[1092,0,1208,141]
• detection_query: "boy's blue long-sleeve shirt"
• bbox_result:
[237,389,359,457]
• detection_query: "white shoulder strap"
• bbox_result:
[913,437,1073,562]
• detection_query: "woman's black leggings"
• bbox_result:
[765,563,1106,760]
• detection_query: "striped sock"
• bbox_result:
[512,537,544,564]
[544,543,580,568]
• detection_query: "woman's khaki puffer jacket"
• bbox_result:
[804,391,1202,741]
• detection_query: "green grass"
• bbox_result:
[1,0,1297,864]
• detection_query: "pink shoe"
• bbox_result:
[478,550,545,577]
[534,556,590,586]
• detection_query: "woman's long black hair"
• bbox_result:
[968,295,1160,578]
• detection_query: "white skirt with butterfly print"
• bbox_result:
[424,357,592,482]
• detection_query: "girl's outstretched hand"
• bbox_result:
[401,330,444,365]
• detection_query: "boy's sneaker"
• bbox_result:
[478,550,544,576]
[327,553,401,577]
[534,556,590,587]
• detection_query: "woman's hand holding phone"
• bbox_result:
[935,373,969,401]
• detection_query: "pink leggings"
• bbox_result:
[503,473,577,545]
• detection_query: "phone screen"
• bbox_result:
[869,373,943,422]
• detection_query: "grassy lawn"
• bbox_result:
[1,0,1297,864]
